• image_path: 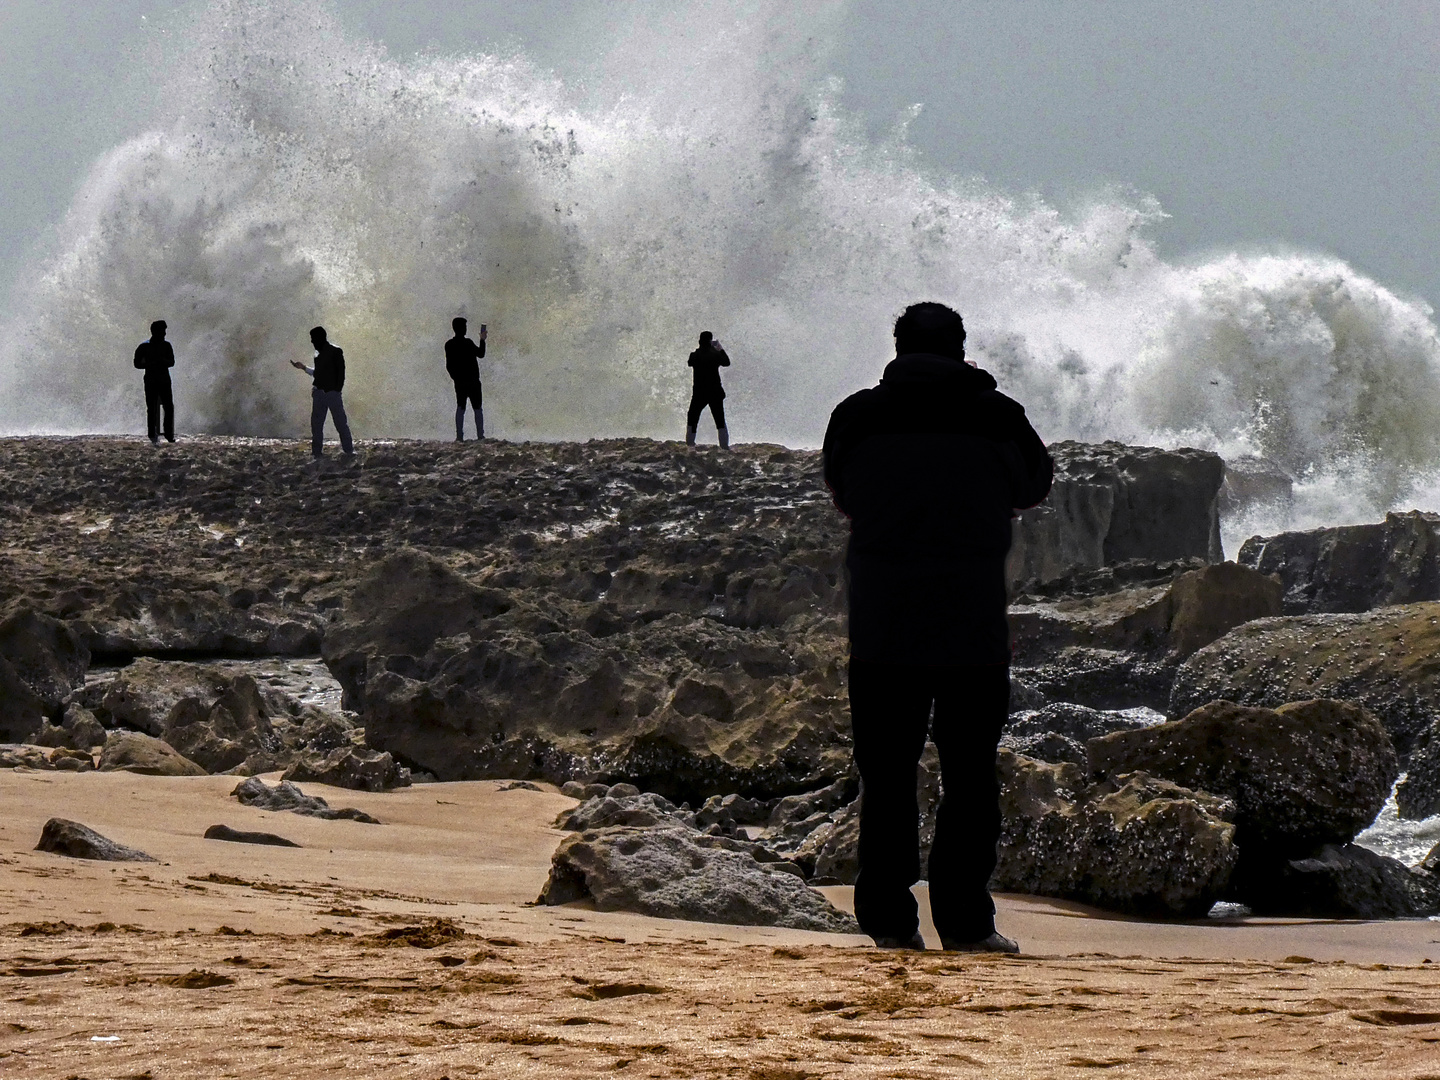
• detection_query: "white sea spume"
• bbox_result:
[4,0,1440,540]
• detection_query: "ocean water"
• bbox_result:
[4,0,1440,542]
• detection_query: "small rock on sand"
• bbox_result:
[231,776,380,823]
[35,818,156,862]
[203,824,301,848]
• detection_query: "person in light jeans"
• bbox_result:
[290,326,354,459]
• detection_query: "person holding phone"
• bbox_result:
[445,317,488,442]
[289,326,354,459]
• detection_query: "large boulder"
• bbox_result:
[162,675,275,774]
[1087,699,1398,858]
[1238,511,1440,615]
[0,609,89,741]
[281,746,411,792]
[1170,602,1440,757]
[70,584,323,658]
[1397,718,1440,820]
[326,551,853,803]
[97,731,207,776]
[537,824,858,933]
[1009,562,1282,663]
[1007,442,1225,592]
[991,751,1238,916]
[1244,843,1439,918]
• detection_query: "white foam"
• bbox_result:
[5,0,1440,534]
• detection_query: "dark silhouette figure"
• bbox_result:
[445,317,488,441]
[686,330,730,448]
[133,320,175,444]
[822,301,1053,953]
[290,326,353,458]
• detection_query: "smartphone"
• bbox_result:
[480,324,487,334]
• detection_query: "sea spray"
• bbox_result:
[4,0,1440,540]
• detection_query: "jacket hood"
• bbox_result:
[881,352,998,393]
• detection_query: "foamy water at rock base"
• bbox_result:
[5,0,1440,534]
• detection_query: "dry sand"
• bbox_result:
[4,769,1440,1077]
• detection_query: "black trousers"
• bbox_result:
[144,376,174,441]
[848,658,1009,942]
[454,380,483,438]
[687,393,726,430]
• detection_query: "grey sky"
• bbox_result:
[3,0,1438,311]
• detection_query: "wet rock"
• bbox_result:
[1005,702,1161,744]
[1088,699,1398,859]
[203,824,301,848]
[991,751,1238,917]
[230,776,380,823]
[537,824,859,933]
[1243,843,1439,918]
[281,746,411,792]
[1219,455,1294,517]
[1010,562,1282,663]
[35,818,155,862]
[1007,441,1225,592]
[72,586,323,658]
[1170,602,1440,757]
[90,659,243,738]
[97,731,207,776]
[1014,647,1178,712]
[1001,731,1088,766]
[1237,510,1440,615]
[1396,719,1440,820]
[0,609,89,725]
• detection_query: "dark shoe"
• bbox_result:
[150,436,159,445]
[455,436,464,443]
[940,932,1019,954]
[871,932,926,950]
[165,435,176,443]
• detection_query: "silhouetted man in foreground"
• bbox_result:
[686,331,730,448]
[290,326,353,459]
[822,302,1052,953]
[445,317,487,441]
[133,320,175,444]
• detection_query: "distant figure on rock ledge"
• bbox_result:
[290,326,354,460]
[133,320,175,445]
[686,331,730,449]
[822,301,1053,954]
[445,316,487,442]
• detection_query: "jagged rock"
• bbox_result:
[1010,562,1281,663]
[281,747,411,792]
[1243,843,1439,918]
[230,776,380,823]
[90,659,241,738]
[0,744,54,769]
[557,791,694,831]
[806,800,861,885]
[1219,455,1294,516]
[991,751,1238,916]
[98,731,207,776]
[0,609,89,734]
[1238,510,1440,615]
[1007,441,1225,591]
[163,675,274,774]
[1014,647,1178,712]
[1395,718,1440,820]
[203,824,301,847]
[1088,699,1397,860]
[1170,602,1440,756]
[1002,731,1088,766]
[35,818,155,862]
[537,824,859,933]
[695,793,771,830]
[71,586,323,658]
[327,551,854,803]
[1005,702,1161,744]
[30,704,107,752]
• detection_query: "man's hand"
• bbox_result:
[479,327,488,341]
[289,360,306,371]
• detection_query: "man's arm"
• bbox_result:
[1007,408,1053,510]
[164,342,175,369]
[475,337,485,360]
[821,400,854,516]
[133,343,147,370]
[716,348,730,368]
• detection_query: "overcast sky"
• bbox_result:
[4,0,1438,311]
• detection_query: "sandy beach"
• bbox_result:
[4,769,1440,1078]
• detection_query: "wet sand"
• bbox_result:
[4,770,1440,1077]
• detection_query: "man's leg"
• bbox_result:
[329,392,354,455]
[711,399,729,449]
[685,396,704,445]
[927,665,1010,943]
[849,658,935,942]
[454,382,467,440]
[145,380,160,442]
[160,380,175,442]
[310,388,327,457]
[470,383,484,439]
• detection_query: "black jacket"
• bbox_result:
[822,353,1053,665]
[133,339,175,380]
[311,342,345,393]
[688,344,730,400]
[445,335,485,385]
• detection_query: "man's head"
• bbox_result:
[310,326,328,346]
[453,317,467,335]
[698,331,713,348]
[150,320,167,340]
[893,302,965,361]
